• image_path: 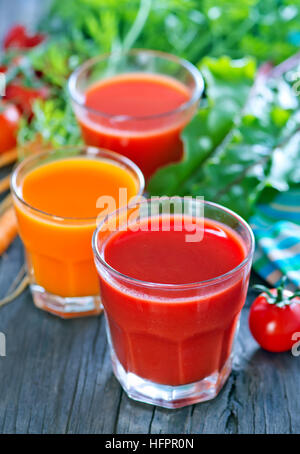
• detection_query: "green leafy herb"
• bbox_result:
[149,58,300,219]
[18,95,82,147]
[14,0,300,220]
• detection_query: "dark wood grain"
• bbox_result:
[1,242,300,435]
[0,0,300,435]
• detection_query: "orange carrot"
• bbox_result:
[0,149,18,168]
[0,206,18,255]
[0,174,11,194]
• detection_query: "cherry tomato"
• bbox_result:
[0,102,21,153]
[249,280,300,352]
[4,25,44,50]
[5,83,49,118]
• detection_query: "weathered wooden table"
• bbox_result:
[0,234,299,434]
[0,0,299,435]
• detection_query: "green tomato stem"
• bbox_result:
[252,276,300,307]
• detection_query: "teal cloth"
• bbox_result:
[250,188,300,290]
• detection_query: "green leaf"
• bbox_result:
[15,0,300,221]
[148,56,256,196]
[265,131,300,192]
[18,96,82,147]
[149,56,300,220]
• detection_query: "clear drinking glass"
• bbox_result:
[92,198,254,408]
[11,146,144,319]
[68,49,204,179]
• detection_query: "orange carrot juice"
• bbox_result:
[11,148,144,318]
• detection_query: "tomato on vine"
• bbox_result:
[249,277,300,352]
[0,102,21,153]
[5,83,49,118]
[4,25,45,50]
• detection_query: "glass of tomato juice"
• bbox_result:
[92,198,254,408]
[11,146,144,318]
[68,49,204,180]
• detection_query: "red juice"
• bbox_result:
[77,73,193,179]
[98,216,249,386]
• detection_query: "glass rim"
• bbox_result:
[92,198,255,290]
[11,145,145,222]
[68,48,205,122]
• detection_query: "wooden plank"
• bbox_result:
[1,0,300,435]
[0,238,300,434]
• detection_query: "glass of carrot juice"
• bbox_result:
[68,49,204,180]
[11,146,144,318]
[92,198,254,408]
